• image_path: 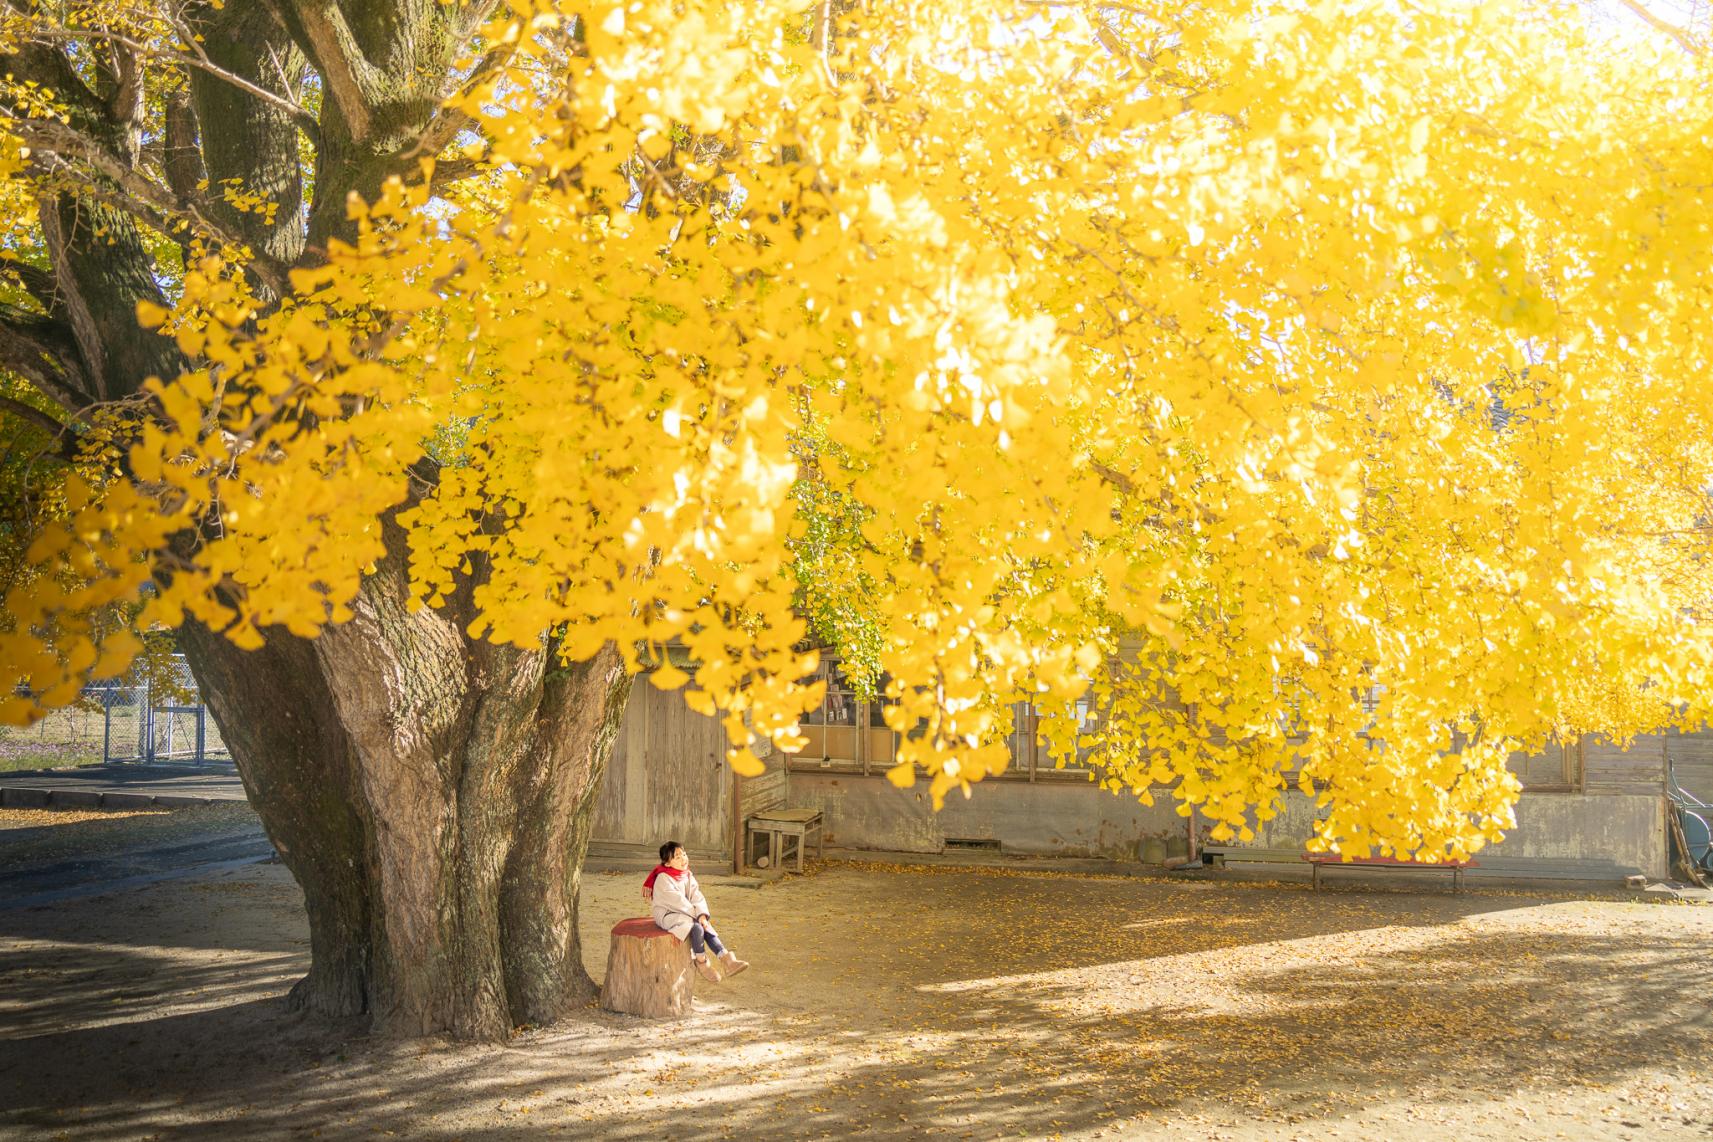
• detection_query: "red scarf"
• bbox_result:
[643,864,684,890]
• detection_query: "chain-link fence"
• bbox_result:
[0,697,109,770]
[0,655,230,770]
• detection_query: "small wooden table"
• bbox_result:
[745,807,824,872]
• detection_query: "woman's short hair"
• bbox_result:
[659,840,683,864]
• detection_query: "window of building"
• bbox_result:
[1002,697,1096,781]
[790,664,1100,782]
[793,659,867,773]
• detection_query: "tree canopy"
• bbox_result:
[5,0,1713,862]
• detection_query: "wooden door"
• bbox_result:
[592,682,733,854]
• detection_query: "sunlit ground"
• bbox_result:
[2,857,1710,1140]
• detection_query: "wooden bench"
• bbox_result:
[600,917,696,1019]
[738,767,823,873]
[1305,853,1476,891]
[1198,845,1477,892]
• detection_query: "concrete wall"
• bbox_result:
[790,772,1669,878]
[1245,789,1667,878]
[789,772,1194,860]
[1501,794,1666,876]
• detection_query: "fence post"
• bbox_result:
[142,674,153,764]
[196,703,207,765]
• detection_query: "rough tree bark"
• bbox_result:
[178,529,633,1036]
[0,2,637,1039]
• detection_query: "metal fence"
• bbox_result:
[96,675,230,766]
[0,656,231,768]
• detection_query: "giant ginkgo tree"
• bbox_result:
[2,0,1713,1040]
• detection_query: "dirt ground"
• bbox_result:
[2,846,1713,1141]
[0,808,172,831]
[0,805,270,910]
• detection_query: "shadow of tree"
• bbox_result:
[1,863,1708,1140]
[0,803,259,866]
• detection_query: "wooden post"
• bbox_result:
[732,772,743,875]
[600,918,696,1019]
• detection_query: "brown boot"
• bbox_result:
[692,954,722,983]
[719,950,749,977]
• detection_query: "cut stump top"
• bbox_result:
[611,917,674,939]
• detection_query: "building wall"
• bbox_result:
[1666,726,1713,804]
[1504,794,1666,875]
[1585,733,1667,795]
[788,771,1191,859]
[593,665,1698,879]
[789,770,1668,877]
[1243,786,1667,878]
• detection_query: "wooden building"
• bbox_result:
[592,655,1704,880]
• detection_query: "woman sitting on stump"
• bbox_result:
[643,840,748,982]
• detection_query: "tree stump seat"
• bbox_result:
[599,917,695,1018]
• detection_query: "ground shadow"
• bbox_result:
[1,863,1708,1139]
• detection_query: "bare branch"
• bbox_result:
[1614,0,1702,54]
[263,41,304,104]
[9,117,292,297]
[0,304,91,413]
[20,22,322,147]
[277,0,381,141]
[0,391,70,439]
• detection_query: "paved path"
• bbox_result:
[0,787,268,910]
[0,768,264,907]
[0,763,247,808]
[0,824,274,909]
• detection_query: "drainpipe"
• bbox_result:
[1163,803,1205,870]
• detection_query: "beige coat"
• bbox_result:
[649,870,710,942]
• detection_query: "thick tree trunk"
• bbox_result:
[180,522,633,1040]
[2,0,609,1044]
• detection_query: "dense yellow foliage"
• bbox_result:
[7,0,1713,859]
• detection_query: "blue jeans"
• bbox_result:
[687,920,726,957]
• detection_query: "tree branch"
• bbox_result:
[19,22,323,148]
[105,33,145,162]
[1088,459,1136,496]
[409,36,515,160]
[0,391,69,438]
[426,155,489,193]
[0,304,91,413]
[5,261,61,314]
[275,0,381,141]
[0,4,106,118]
[161,87,207,204]
[9,117,292,297]
[1614,0,1702,54]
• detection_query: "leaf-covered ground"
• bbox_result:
[2,855,1710,1139]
